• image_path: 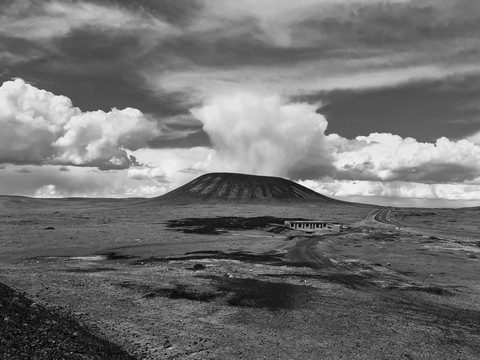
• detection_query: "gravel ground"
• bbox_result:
[1,198,479,359]
[0,282,135,359]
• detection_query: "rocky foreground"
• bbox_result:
[0,282,134,360]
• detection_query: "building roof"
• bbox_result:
[285,220,331,223]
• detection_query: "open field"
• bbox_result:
[1,197,480,359]
[395,207,480,235]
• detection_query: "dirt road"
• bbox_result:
[372,207,399,225]
[286,234,342,269]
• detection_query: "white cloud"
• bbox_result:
[0,79,159,169]
[119,146,222,195]
[52,107,157,169]
[466,131,480,145]
[0,78,77,164]
[192,92,333,178]
[127,167,167,181]
[122,184,170,198]
[131,146,215,190]
[329,133,480,183]
[2,78,480,203]
[34,184,61,198]
[153,61,479,103]
[0,1,175,40]
[191,92,480,184]
[187,91,480,203]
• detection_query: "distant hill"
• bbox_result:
[151,172,345,205]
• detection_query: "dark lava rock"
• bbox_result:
[192,263,206,271]
[0,282,135,359]
[166,216,305,234]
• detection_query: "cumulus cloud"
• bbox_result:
[34,184,61,198]
[0,79,159,169]
[191,92,480,193]
[329,133,480,183]
[466,131,480,145]
[52,107,155,169]
[127,167,167,181]
[192,93,334,179]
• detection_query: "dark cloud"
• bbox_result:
[158,31,334,69]
[154,0,480,71]
[313,75,480,142]
[332,162,480,184]
[7,62,190,117]
[389,163,480,184]
[94,0,203,26]
[147,129,211,149]
[0,0,42,15]
[0,36,46,64]
[53,28,141,64]
[297,1,478,44]
[146,116,211,148]
[1,0,195,115]
[4,0,480,131]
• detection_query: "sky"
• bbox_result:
[1,0,480,207]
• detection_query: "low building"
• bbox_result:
[284,220,342,233]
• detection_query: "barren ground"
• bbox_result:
[1,197,479,359]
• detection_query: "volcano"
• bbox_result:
[152,172,343,205]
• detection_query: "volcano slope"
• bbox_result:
[1,173,480,359]
[151,172,345,205]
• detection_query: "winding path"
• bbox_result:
[372,207,399,225]
[286,207,401,268]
